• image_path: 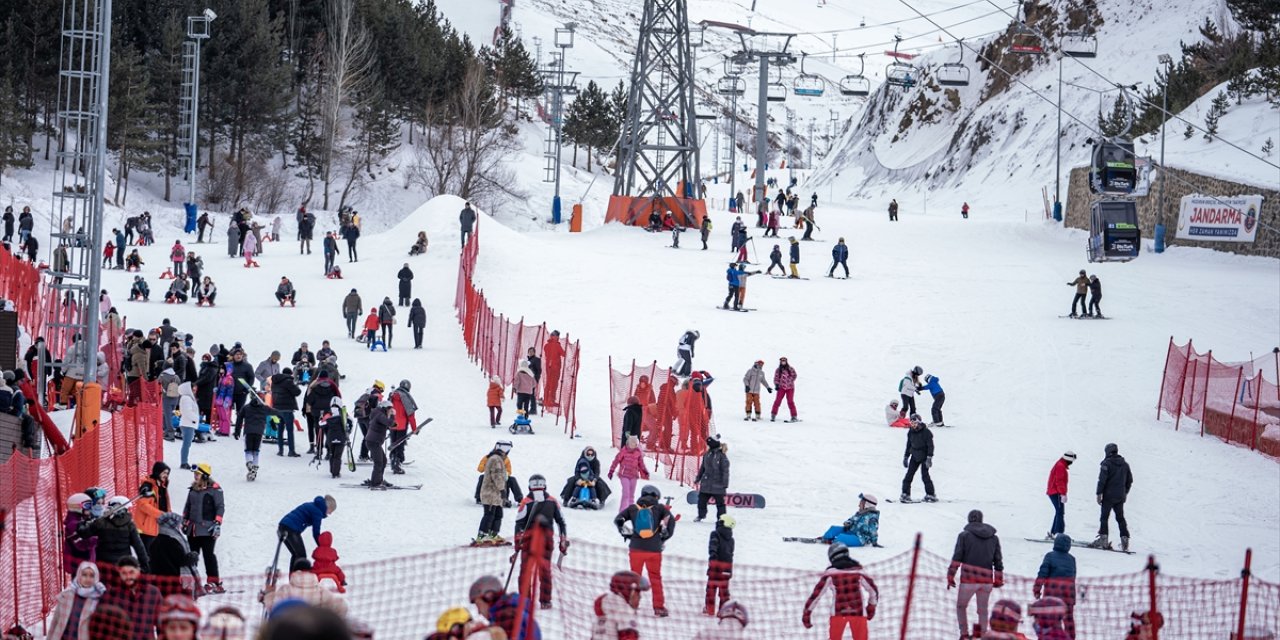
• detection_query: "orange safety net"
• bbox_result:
[607,358,713,486]
[1156,338,1280,460]
[454,224,580,436]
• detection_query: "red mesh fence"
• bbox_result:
[607,358,715,486]
[454,224,580,436]
[21,533,1278,639]
[1156,338,1280,460]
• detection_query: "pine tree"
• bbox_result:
[1204,91,1229,139]
[0,65,33,185]
[108,44,162,206]
[1183,123,1195,139]
[1263,137,1275,155]
[488,27,542,103]
[148,12,186,202]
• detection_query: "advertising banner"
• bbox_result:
[1175,194,1263,242]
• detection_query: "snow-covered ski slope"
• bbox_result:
[99,191,1279,593]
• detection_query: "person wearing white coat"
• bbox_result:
[178,382,199,469]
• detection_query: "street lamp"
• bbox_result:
[183,9,214,232]
[1053,54,1064,222]
[1154,53,1173,253]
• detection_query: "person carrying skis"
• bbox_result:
[1033,534,1077,639]
[388,380,418,474]
[770,357,798,422]
[900,416,937,502]
[787,237,801,278]
[920,372,946,427]
[362,399,395,490]
[742,360,772,421]
[591,571,648,640]
[801,542,879,640]
[1087,275,1103,318]
[1091,442,1133,551]
[674,330,699,378]
[694,436,730,522]
[819,493,880,548]
[614,485,676,617]
[277,495,337,566]
[182,464,224,593]
[722,262,746,311]
[1067,269,1089,318]
[303,369,340,456]
[898,367,922,417]
[765,244,784,275]
[468,575,542,640]
[512,475,569,609]
[704,514,735,616]
[320,397,348,479]
[1045,452,1075,539]
[829,238,850,278]
[947,510,1003,638]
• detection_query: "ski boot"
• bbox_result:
[1121,536,1130,552]
[204,581,225,594]
[923,494,938,503]
[1045,531,1056,541]
[540,601,552,610]
[1088,534,1111,549]
[785,416,801,423]
[899,493,912,503]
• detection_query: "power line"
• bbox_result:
[893,0,1268,222]
[980,0,1279,172]
[789,0,998,36]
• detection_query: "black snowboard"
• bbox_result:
[685,491,766,508]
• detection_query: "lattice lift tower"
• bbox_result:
[607,0,706,227]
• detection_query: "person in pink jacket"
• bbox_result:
[608,435,650,512]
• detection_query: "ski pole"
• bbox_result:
[503,543,522,592]
[750,237,758,263]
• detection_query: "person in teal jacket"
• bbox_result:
[820,493,880,547]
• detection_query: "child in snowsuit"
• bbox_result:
[125,250,144,271]
[788,237,801,278]
[310,531,346,590]
[102,241,115,268]
[705,514,735,615]
[820,493,880,547]
[486,376,503,428]
[320,397,348,479]
[766,244,784,275]
[607,435,649,513]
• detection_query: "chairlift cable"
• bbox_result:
[978,0,1279,171]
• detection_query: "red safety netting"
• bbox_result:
[454,224,580,436]
[17,532,1278,639]
[607,358,715,486]
[1156,338,1280,460]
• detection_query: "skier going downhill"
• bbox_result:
[900,416,937,503]
[674,330,699,378]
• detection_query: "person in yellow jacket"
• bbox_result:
[473,440,522,506]
[135,462,171,551]
[1067,270,1090,318]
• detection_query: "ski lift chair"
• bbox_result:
[1062,31,1098,58]
[717,75,745,96]
[885,62,916,89]
[767,81,788,102]
[839,53,870,96]
[1087,200,1140,263]
[937,40,970,87]
[792,52,826,97]
[1008,0,1045,55]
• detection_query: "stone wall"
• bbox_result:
[1065,165,1280,259]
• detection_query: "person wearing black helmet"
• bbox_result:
[802,543,879,638]
[613,485,676,617]
[1091,442,1133,551]
[361,399,395,490]
[513,475,568,609]
[592,571,649,639]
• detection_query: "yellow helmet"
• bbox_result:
[194,462,212,477]
[436,607,472,633]
[373,380,386,391]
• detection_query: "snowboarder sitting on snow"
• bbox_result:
[510,409,534,434]
[125,249,144,271]
[275,277,296,307]
[120,284,142,309]
[819,493,880,547]
[646,211,663,232]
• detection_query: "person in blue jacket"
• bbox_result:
[1033,533,1077,638]
[828,238,850,278]
[277,495,337,565]
[722,262,745,310]
[921,373,946,427]
[820,493,880,547]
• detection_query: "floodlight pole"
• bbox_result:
[1053,55,1063,222]
[1155,54,1173,253]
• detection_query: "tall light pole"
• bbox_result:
[551,23,576,224]
[1053,55,1063,222]
[182,10,214,232]
[1154,53,1173,253]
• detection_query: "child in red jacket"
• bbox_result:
[310,531,346,591]
[486,376,503,428]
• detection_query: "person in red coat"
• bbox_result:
[541,332,565,408]
[310,531,346,591]
[1046,452,1076,539]
[362,308,380,346]
[802,543,879,640]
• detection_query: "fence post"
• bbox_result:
[899,533,922,640]
[1177,359,1196,432]
[1200,350,1214,435]
[1156,337,1174,419]
[1237,548,1253,639]
[1273,347,1279,402]
[1146,555,1160,640]
[1173,341,1193,431]
[1229,366,1243,445]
